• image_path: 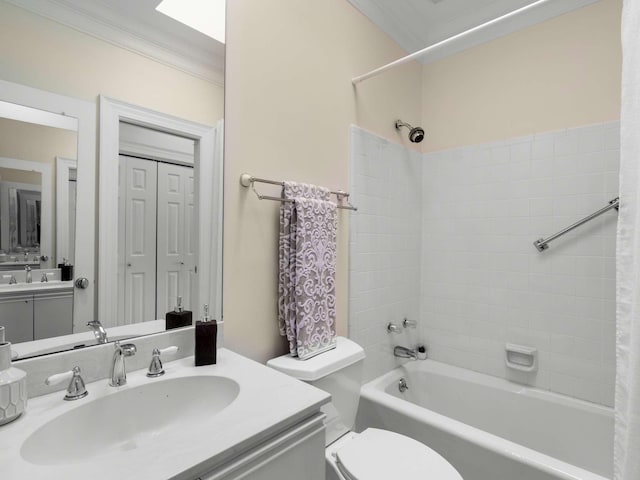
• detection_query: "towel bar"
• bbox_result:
[240,173,358,211]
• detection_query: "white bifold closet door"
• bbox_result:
[118,155,195,325]
[156,162,195,316]
[118,156,157,325]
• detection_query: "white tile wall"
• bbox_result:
[421,122,619,406]
[349,126,423,382]
[349,122,619,405]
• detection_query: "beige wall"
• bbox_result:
[224,0,422,362]
[422,0,622,152]
[0,2,224,126]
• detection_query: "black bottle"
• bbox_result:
[195,304,217,366]
[166,296,193,330]
[60,258,74,282]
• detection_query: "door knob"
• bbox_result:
[74,277,89,289]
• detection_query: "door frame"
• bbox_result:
[98,97,217,327]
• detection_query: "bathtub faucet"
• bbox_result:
[394,346,418,360]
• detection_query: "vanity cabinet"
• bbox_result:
[33,292,73,340]
[0,289,73,343]
[193,414,326,480]
[0,295,33,343]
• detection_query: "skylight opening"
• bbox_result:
[156,0,225,44]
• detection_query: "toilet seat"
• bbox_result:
[334,428,462,480]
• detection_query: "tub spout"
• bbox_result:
[394,346,418,360]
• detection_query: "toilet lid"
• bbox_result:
[335,429,463,480]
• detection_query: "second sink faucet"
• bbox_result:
[25,265,32,283]
[110,341,137,387]
[87,320,109,344]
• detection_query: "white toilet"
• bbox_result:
[267,337,463,480]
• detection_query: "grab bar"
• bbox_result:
[533,197,619,252]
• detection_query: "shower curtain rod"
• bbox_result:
[351,0,552,85]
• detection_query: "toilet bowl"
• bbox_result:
[267,337,463,480]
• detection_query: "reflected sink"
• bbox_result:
[21,375,239,465]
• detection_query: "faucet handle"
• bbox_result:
[115,341,137,357]
[40,272,49,283]
[402,318,417,329]
[387,322,401,334]
[45,366,89,401]
[3,274,17,285]
[146,346,179,377]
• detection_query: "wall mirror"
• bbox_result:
[0,80,96,359]
[1,0,225,360]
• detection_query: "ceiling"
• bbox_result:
[347,0,600,63]
[8,0,601,83]
[6,0,225,85]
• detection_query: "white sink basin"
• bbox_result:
[21,375,239,465]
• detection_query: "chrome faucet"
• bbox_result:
[110,341,137,387]
[394,345,418,360]
[25,265,32,283]
[87,320,108,344]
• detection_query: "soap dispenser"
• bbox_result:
[195,304,217,366]
[60,258,74,281]
[166,296,192,330]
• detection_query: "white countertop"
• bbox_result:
[0,349,330,480]
[0,281,73,296]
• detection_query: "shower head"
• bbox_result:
[395,120,425,143]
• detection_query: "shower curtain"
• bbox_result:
[615,2,640,479]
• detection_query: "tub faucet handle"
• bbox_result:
[387,322,401,334]
[402,318,417,328]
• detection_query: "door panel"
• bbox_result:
[118,156,157,325]
[157,162,194,316]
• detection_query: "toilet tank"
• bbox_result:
[267,337,365,445]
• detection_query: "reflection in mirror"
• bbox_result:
[98,97,223,338]
[1,0,224,360]
[117,123,197,324]
[0,112,78,348]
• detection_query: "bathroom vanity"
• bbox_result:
[0,347,329,480]
[0,281,74,343]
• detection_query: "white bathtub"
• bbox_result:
[356,360,613,480]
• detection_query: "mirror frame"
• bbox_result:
[98,96,222,326]
[55,157,77,266]
[0,79,96,330]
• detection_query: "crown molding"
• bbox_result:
[6,0,225,86]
